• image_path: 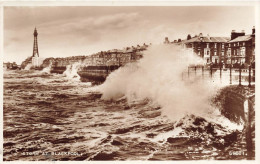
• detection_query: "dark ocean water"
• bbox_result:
[3,70,251,161]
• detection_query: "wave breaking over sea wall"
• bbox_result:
[99,45,230,123]
[63,62,82,81]
[41,62,52,74]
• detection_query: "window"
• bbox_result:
[238,42,239,46]
[214,51,217,56]
[221,51,224,56]
[229,44,231,47]
[207,43,209,48]
[243,42,245,46]
[204,48,210,56]
[227,59,231,64]
[241,47,246,56]
[214,43,217,48]
[222,44,224,49]
[227,48,231,57]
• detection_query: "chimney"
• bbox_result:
[252,26,255,34]
[164,37,170,44]
[231,29,245,40]
[199,33,203,38]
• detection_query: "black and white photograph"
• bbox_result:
[1,1,259,162]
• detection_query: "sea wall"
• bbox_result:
[212,85,255,158]
[23,45,148,81]
[213,85,255,124]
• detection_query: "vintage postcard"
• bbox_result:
[1,0,259,163]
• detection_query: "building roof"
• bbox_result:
[210,37,230,42]
[184,36,230,43]
[228,35,252,43]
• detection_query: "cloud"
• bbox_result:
[40,12,140,35]
[3,6,255,64]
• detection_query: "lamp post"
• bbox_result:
[230,64,232,85]
[188,66,190,79]
[220,61,222,82]
[202,65,204,80]
[210,62,213,79]
[239,62,242,86]
[248,65,251,87]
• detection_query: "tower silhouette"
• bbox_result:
[32,27,39,57]
[32,27,40,67]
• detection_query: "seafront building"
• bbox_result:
[3,62,19,70]
[165,26,255,68]
[226,26,255,68]
[181,34,229,66]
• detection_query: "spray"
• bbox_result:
[24,63,32,70]
[99,44,222,121]
[63,62,81,81]
[41,62,52,74]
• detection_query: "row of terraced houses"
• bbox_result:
[164,26,255,68]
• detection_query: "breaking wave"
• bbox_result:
[24,63,32,70]
[63,62,81,81]
[41,62,52,74]
[99,45,226,122]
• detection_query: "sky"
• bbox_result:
[4,6,255,64]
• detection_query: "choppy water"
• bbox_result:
[3,70,250,161]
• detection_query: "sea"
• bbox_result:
[3,69,251,161]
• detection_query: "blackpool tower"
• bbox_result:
[32,27,40,67]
